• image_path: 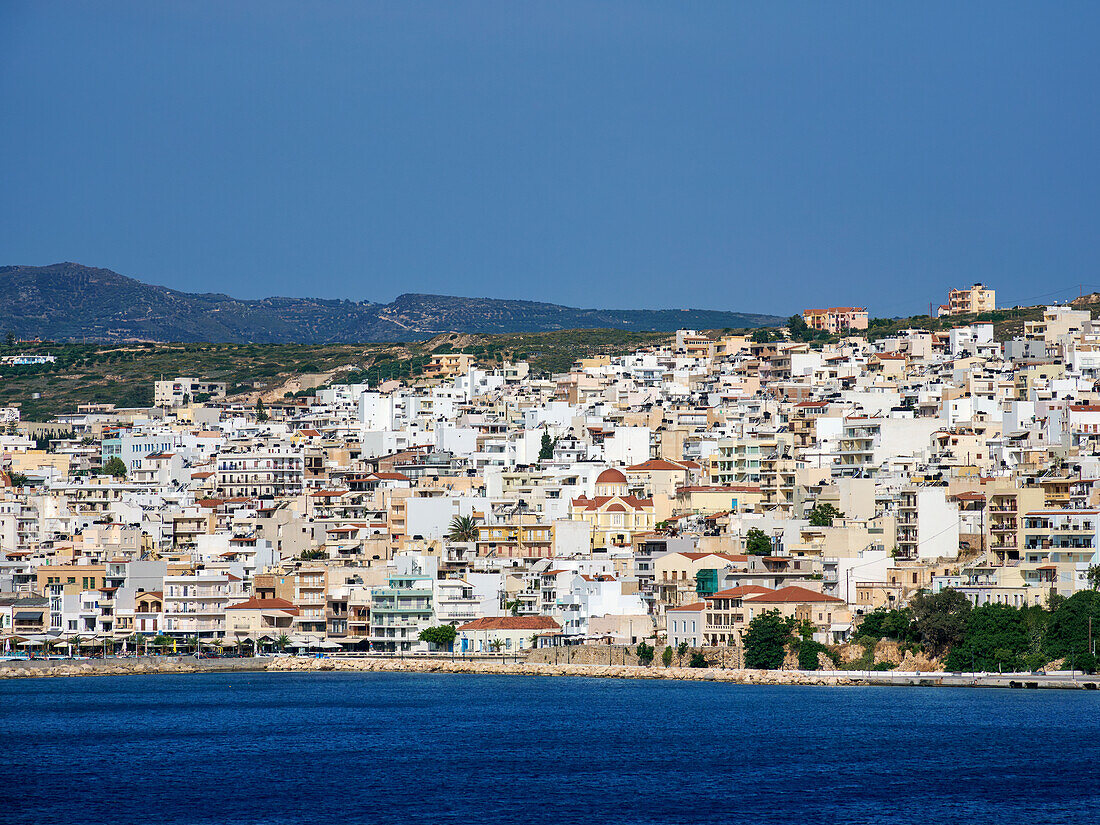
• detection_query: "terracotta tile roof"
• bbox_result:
[706,585,774,599]
[625,459,690,472]
[745,585,844,604]
[458,616,561,631]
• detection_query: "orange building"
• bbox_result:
[802,307,869,333]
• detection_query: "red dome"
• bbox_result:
[596,468,627,484]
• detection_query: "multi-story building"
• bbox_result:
[802,307,869,333]
[216,450,305,499]
[940,284,995,316]
[161,570,246,638]
[368,572,434,653]
[895,487,960,560]
[987,484,1045,565]
[154,378,228,408]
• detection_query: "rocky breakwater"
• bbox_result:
[0,656,269,679]
[266,656,862,685]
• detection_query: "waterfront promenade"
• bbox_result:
[3,654,1099,690]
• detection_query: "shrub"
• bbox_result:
[688,652,708,668]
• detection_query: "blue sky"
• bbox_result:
[2,3,1098,317]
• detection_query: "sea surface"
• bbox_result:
[0,672,1097,825]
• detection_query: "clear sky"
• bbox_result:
[2,3,1099,317]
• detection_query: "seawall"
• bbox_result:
[3,655,1098,690]
[0,656,270,679]
[273,656,1100,689]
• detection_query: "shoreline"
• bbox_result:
[2,654,1098,690]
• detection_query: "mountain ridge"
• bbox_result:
[0,263,784,343]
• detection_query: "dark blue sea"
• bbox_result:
[1,672,1097,825]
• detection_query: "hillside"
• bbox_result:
[0,330,671,420]
[0,263,783,343]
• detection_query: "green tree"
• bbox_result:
[635,640,655,666]
[677,641,689,665]
[797,639,831,671]
[4,331,14,348]
[910,588,971,657]
[1087,564,1100,591]
[6,471,30,488]
[855,607,915,644]
[808,502,844,527]
[944,603,1038,672]
[743,610,796,669]
[447,515,479,542]
[787,314,810,341]
[538,431,555,461]
[661,645,674,667]
[102,456,127,478]
[688,652,708,668]
[418,625,458,651]
[745,527,772,556]
[299,548,327,561]
[275,634,290,653]
[751,328,773,344]
[1044,590,1100,673]
[256,398,269,422]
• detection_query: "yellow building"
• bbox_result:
[569,469,654,550]
[424,351,476,379]
[944,284,995,316]
[9,450,71,478]
[475,522,554,558]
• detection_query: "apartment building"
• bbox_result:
[216,450,305,498]
[161,570,246,638]
[154,378,227,408]
[940,284,995,316]
[802,307,869,333]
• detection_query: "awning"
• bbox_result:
[14,611,44,621]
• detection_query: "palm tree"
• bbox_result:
[447,515,479,543]
[275,633,291,653]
